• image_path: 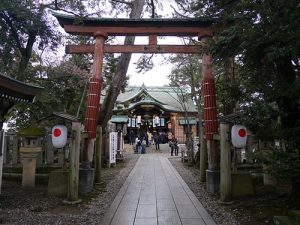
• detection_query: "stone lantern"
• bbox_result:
[17,125,44,188]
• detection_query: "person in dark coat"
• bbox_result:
[129,130,135,145]
[169,136,178,156]
[154,133,160,150]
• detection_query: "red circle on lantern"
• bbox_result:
[53,128,61,137]
[238,128,246,137]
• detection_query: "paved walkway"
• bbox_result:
[100,144,217,225]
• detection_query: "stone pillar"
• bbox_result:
[199,132,207,182]
[67,122,81,202]
[94,126,102,184]
[220,123,232,203]
[45,135,54,164]
[12,136,19,164]
[3,133,7,164]
[20,147,42,188]
[200,35,220,193]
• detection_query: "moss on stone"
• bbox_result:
[17,124,44,137]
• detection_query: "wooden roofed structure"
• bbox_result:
[0,73,43,129]
[111,85,198,143]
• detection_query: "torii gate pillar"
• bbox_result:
[83,31,107,163]
[200,36,220,193]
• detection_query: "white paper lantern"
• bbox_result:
[155,116,160,125]
[52,125,68,148]
[231,125,247,148]
[137,115,141,124]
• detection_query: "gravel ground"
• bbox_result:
[0,151,140,225]
[169,157,240,225]
[0,145,254,225]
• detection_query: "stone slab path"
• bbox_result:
[100,147,217,225]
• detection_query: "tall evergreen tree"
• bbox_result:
[177,0,300,206]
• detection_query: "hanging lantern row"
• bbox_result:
[127,116,165,128]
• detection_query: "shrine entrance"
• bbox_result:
[54,12,219,193]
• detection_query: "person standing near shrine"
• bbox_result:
[147,131,152,146]
[154,132,160,150]
[141,137,146,154]
[169,136,178,156]
[129,130,135,145]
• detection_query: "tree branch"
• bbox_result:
[149,0,155,18]
[0,12,24,53]
[109,0,133,6]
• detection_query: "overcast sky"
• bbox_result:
[126,2,180,87]
[127,36,184,87]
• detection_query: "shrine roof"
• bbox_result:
[0,73,43,103]
[53,11,215,28]
[114,85,197,113]
[111,115,129,123]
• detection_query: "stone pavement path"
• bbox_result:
[100,144,217,225]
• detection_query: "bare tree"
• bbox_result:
[99,0,145,128]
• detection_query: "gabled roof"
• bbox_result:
[38,112,79,123]
[114,85,197,113]
[0,73,43,103]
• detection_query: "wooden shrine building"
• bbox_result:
[111,84,198,143]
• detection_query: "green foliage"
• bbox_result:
[190,0,300,143]
[17,124,44,137]
[0,0,60,80]
[268,148,300,182]
[175,0,300,191]
[7,58,90,129]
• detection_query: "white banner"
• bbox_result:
[161,118,165,126]
[127,118,131,127]
[109,132,118,164]
[131,118,136,127]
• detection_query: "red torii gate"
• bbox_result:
[54,12,219,188]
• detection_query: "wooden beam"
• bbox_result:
[66,44,202,54]
[63,25,212,36]
[149,35,157,45]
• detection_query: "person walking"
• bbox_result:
[141,138,146,154]
[154,132,160,150]
[129,130,135,145]
[169,136,178,156]
[135,136,141,153]
[147,131,152,146]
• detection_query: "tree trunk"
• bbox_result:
[17,32,37,80]
[99,0,145,127]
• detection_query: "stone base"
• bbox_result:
[206,170,220,193]
[62,199,82,205]
[47,170,68,197]
[232,172,254,197]
[20,147,41,189]
[79,167,94,194]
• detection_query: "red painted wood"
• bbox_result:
[202,77,218,140]
[66,44,202,54]
[84,33,106,138]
